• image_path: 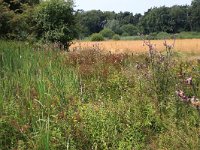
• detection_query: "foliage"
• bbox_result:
[139,7,174,34]
[1,40,200,149]
[104,19,123,35]
[156,32,171,39]
[169,5,190,32]
[121,32,129,37]
[90,33,104,41]
[100,28,115,39]
[191,0,200,31]
[112,34,120,40]
[32,0,76,50]
[0,0,32,40]
[177,31,200,39]
[121,24,138,36]
[1,0,200,40]
[76,2,200,38]
[76,10,106,37]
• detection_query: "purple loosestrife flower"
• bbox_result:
[176,90,200,109]
[176,90,190,102]
[190,96,200,109]
[185,77,192,85]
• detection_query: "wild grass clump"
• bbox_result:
[0,40,200,149]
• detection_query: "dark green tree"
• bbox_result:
[132,13,142,25]
[76,10,105,36]
[0,0,33,39]
[100,28,115,39]
[116,11,134,25]
[191,0,200,31]
[121,24,138,36]
[139,7,174,34]
[33,0,77,50]
[170,5,190,32]
[104,19,123,35]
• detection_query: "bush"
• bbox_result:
[90,33,104,41]
[112,34,120,40]
[100,28,115,39]
[177,31,200,39]
[104,19,123,35]
[122,32,129,37]
[156,32,171,39]
[121,24,138,36]
[0,121,25,150]
[0,1,31,40]
[147,32,157,40]
[33,0,77,50]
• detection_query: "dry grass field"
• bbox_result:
[70,39,200,54]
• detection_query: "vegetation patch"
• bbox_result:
[0,40,200,149]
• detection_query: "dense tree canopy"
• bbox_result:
[191,0,200,31]
[76,2,200,36]
[0,0,32,39]
[0,0,200,44]
[0,0,77,49]
[76,10,106,36]
[32,0,76,49]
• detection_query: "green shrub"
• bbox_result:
[121,24,138,36]
[100,28,115,39]
[104,19,123,35]
[112,34,120,40]
[0,1,31,40]
[148,32,157,39]
[90,33,104,41]
[0,121,25,150]
[177,31,200,39]
[156,32,171,39]
[122,32,129,36]
[33,0,77,50]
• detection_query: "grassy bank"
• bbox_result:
[82,32,200,41]
[0,41,200,149]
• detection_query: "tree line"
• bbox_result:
[77,0,200,38]
[0,0,200,48]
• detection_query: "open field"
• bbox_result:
[1,40,200,149]
[70,39,200,54]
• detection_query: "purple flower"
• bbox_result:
[185,77,192,85]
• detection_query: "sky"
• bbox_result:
[74,0,192,14]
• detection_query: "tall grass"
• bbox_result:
[0,40,200,149]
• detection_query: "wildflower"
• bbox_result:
[176,90,200,110]
[185,77,192,85]
[190,96,200,108]
[176,90,189,102]
[190,96,198,103]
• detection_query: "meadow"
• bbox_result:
[1,40,200,150]
[70,39,200,54]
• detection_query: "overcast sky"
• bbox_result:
[74,0,192,14]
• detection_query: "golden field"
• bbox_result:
[70,39,200,54]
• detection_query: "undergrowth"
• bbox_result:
[0,40,200,149]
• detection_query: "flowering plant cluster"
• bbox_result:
[176,77,200,111]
